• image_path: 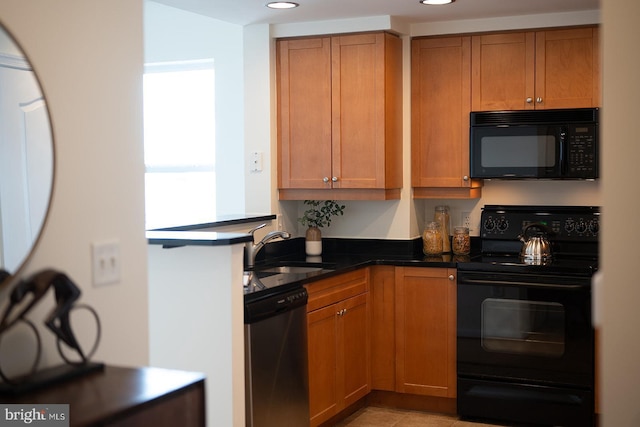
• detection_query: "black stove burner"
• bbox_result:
[460,253,598,277]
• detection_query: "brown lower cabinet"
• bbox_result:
[305,268,371,427]
[306,266,458,425]
[394,267,457,398]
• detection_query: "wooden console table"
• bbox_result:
[2,365,206,426]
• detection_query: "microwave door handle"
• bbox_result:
[559,127,567,174]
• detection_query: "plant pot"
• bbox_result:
[305,226,322,256]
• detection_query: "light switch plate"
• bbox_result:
[92,240,121,286]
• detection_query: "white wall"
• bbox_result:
[601,0,640,425]
[0,0,148,369]
[244,24,274,216]
[148,244,245,427]
[145,1,245,217]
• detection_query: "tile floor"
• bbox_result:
[334,406,509,427]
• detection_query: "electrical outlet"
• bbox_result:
[92,240,121,287]
[250,151,263,172]
[461,211,472,230]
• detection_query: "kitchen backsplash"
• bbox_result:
[453,179,602,236]
[290,179,601,240]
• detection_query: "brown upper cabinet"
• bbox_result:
[276,32,403,201]
[411,36,482,199]
[472,26,600,111]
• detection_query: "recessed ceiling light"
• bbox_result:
[266,1,299,9]
[420,0,455,5]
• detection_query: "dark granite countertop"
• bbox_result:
[146,213,275,247]
[244,236,478,302]
[146,230,253,247]
[146,225,479,301]
[254,236,476,269]
[148,213,276,232]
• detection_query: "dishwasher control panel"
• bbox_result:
[244,287,308,324]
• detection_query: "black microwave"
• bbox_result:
[470,108,599,180]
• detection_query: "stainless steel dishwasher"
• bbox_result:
[244,285,309,427]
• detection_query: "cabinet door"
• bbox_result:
[331,33,400,190]
[338,292,370,408]
[472,32,536,111]
[277,32,402,200]
[535,27,600,109]
[307,291,370,427]
[307,303,339,426]
[395,267,457,398]
[277,37,332,189]
[411,36,481,198]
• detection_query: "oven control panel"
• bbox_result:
[481,206,600,242]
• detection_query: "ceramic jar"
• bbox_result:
[305,226,322,256]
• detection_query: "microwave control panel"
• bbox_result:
[567,124,597,176]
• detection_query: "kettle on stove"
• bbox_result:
[518,223,553,261]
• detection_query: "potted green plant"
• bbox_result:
[298,200,346,256]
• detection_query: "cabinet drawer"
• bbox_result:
[305,268,369,312]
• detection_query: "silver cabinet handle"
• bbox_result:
[336,308,348,316]
[332,176,338,182]
[526,97,533,103]
[448,274,455,281]
[536,97,543,103]
[463,175,469,181]
[323,177,329,183]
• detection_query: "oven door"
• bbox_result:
[457,270,594,388]
[470,124,565,179]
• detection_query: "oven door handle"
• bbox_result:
[458,278,588,290]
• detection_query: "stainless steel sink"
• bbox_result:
[250,263,336,281]
[258,266,325,274]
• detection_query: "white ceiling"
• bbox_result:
[151,0,600,26]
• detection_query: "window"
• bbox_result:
[143,60,215,229]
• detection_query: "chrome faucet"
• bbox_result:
[245,223,291,269]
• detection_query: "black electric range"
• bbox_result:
[456,205,600,427]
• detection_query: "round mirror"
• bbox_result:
[0,23,54,289]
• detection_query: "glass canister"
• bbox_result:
[423,221,443,256]
[452,226,471,255]
[434,205,451,253]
